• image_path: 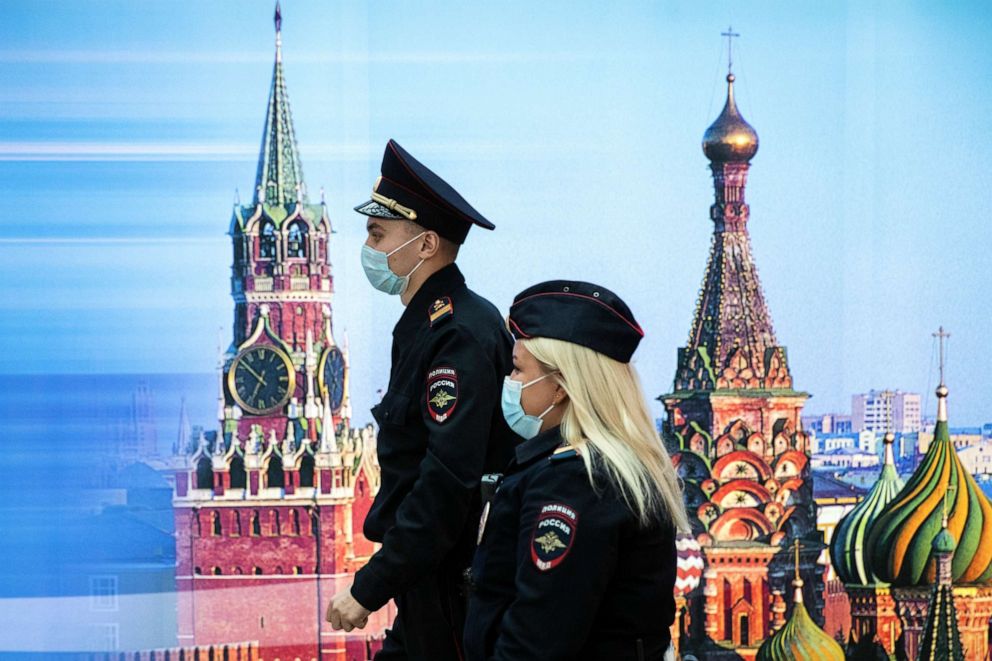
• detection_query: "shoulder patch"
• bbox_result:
[429,297,454,327]
[530,502,578,571]
[426,366,458,423]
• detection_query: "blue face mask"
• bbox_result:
[501,373,558,440]
[361,231,426,295]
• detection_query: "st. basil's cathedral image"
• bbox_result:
[127,6,989,661]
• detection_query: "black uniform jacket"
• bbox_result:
[351,263,516,611]
[465,425,677,661]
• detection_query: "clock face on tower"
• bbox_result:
[318,346,346,414]
[228,345,296,415]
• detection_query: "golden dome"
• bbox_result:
[703,73,759,163]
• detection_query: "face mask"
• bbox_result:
[501,373,558,440]
[361,232,426,295]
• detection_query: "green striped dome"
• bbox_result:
[830,434,904,585]
[756,579,844,661]
[868,386,992,586]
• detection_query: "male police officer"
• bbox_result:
[325,140,515,660]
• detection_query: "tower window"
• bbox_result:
[259,222,276,259]
[287,221,308,259]
[230,456,246,490]
[195,456,213,490]
[300,452,315,488]
[266,455,285,489]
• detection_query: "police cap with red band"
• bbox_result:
[354,139,495,245]
[507,280,645,364]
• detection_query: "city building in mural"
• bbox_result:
[660,47,828,659]
[170,5,389,660]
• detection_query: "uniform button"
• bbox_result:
[593,292,600,298]
[563,286,570,292]
[384,411,390,419]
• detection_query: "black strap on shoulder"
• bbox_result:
[549,448,580,464]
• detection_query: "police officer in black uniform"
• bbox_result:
[325,139,515,661]
[464,280,689,661]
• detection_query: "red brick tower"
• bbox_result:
[660,57,823,659]
[173,5,390,660]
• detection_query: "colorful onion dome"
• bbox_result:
[702,73,759,163]
[868,384,992,586]
[757,544,844,661]
[675,533,704,597]
[829,432,905,585]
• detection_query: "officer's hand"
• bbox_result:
[325,587,372,632]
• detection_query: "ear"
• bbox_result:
[418,231,442,259]
[553,383,569,404]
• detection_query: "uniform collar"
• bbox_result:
[514,425,565,466]
[394,262,465,335]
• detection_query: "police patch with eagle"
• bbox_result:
[427,366,459,423]
[530,502,578,571]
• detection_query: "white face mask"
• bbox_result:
[501,373,557,439]
[360,231,426,295]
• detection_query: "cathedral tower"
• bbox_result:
[662,38,823,659]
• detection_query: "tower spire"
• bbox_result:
[274,1,282,62]
[671,36,778,393]
[919,493,964,661]
[254,0,306,207]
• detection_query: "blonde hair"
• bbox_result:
[523,336,690,532]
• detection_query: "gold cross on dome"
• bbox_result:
[933,326,951,386]
[721,26,740,74]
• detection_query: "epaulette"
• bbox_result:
[549,446,581,464]
[429,296,454,327]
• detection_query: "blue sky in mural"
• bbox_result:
[1,0,991,427]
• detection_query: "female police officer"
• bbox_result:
[463,280,690,661]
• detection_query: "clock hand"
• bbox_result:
[243,363,268,386]
[250,380,262,401]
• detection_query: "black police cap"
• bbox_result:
[507,280,644,363]
[354,139,495,245]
